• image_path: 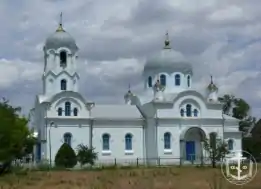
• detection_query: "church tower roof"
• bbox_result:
[44,12,78,53]
[143,32,192,75]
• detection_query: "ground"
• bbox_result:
[0,167,260,189]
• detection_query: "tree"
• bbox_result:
[219,94,255,136]
[76,144,97,167]
[55,143,77,168]
[0,98,36,175]
[203,133,229,168]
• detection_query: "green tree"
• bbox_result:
[76,144,97,167]
[219,94,255,135]
[0,98,36,175]
[203,133,229,168]
[55,143,77,168]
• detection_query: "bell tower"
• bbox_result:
[42,13,80,97]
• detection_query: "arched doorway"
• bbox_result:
[182,127,206,161]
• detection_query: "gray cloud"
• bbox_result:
[0,0,261,118]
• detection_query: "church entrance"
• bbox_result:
[183,127,206,161]
[186,141,195,161]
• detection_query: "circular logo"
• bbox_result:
[221,150,257,185]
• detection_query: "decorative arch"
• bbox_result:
[102,133,110,151]
[125,133,133,150]
[180,127,207,161]
[54,97,83,110]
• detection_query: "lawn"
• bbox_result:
[0,166,260,189]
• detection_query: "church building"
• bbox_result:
[31,18,242,166]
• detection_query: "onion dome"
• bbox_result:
[143,32,192,75]
[44,13,78,53]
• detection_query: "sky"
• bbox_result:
[0,0,261,118]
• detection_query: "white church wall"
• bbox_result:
[157,122,180,165]
[46,96,89,118]
[46,124,90,165]
[92,123,144,165]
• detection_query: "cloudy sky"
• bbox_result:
[0,0,261,118]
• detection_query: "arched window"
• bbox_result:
[60,51,67,67]
[148,76,152,87]
[125,133,133,150]
[228,139,233,150]
[193,109,198,117]
[175,74,180,86]
[102,134,110,151]
[61,79,67,90]
[187,75,191,87]
[186,104,192,117]
[65,102,71,116]
[58,107,63,116]
[63,133,72,146]
[160,74,166,86]
[164,132,171,149]
[73,108,78,116]
[180,109,184,117]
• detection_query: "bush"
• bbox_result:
[54,143,77,168]
[76,144,97,167]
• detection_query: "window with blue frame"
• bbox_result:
[125,133,133,150]
[164,132,171,149]
[148,76,152,87]
[193,109,198,117]
[187,75,191,87]
[175,74,180,86]
[102,134,110,151]
[61,79,67,90]
[180,109,184,117]
[73,108,78,116]
[160,74,166,86]
[65,102,71,116]
[186,104,192,117]
[64,132,72,146]
[58,107,63,116]
[228,139,233,150]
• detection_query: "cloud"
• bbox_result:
[0,0,261,118]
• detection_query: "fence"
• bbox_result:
[15,156,215,169]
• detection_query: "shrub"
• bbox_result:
[54,143,77,168]
[76,144,97,167]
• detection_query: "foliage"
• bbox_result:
[242,137,261,160]
[76,144,97,167]
[0,98,36,175]
[55,143,77,168]
[218,94,255,135]
[203,133,229,168]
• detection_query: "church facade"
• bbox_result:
[31,20,242,166]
